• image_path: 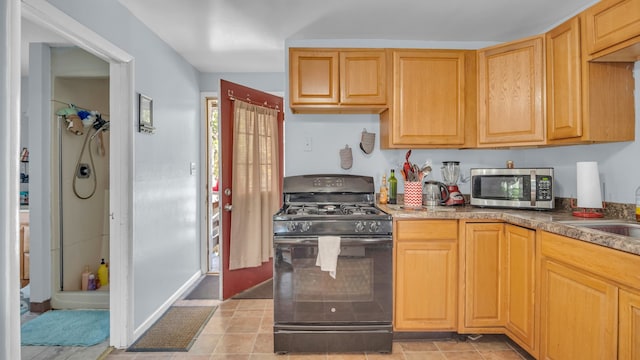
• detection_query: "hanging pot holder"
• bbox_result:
[360,128,375,154]
[340,145,353,170]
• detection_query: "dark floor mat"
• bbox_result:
[127,306,216,352]
[184,275,219,300]
[232,278,273,299]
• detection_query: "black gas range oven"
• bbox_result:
[273,174,393,354]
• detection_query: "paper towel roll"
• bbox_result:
[576,161,603,209]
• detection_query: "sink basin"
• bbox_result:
[559,220,640,238]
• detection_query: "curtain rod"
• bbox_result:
[51,99,110,117]
[227,89,280,112]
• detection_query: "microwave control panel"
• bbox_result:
[536,176,553,200]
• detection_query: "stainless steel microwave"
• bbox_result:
[470,168,554,210]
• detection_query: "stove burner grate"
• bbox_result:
[282,203,383,217]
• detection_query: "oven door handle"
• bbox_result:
[274,237,392,246]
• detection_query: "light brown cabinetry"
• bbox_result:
[394,220,457,330]
[477,36,545,147]
[460,222,536,355]
[546,16,636,144]
[289,48,387,113]
[582,0,640,60]
[538,231,640,360]
[461,222,506,329]
[504,224,536,354]
[619,288,640,359]
[380,49,476,148]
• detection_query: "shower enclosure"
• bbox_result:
[51,76,110,309]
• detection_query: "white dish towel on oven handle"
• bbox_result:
[316,236,341,279]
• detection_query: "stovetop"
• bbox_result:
[280,203,385,217]
[274,175,391,236]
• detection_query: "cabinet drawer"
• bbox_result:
[396,220,457,241]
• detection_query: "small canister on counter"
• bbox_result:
[506,160,514,169]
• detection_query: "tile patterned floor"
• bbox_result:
[102,298,531,360]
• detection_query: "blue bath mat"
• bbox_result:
[21,310,109,346]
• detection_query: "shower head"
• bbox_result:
[92,114,109,132]
[90,121,110,140]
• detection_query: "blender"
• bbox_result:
[441,161,465,206]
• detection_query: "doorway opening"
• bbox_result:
[206,97,220,275]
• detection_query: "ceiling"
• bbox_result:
[23,0,598,74]
[117,0,597,73]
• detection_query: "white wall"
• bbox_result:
[48,0,202,328]
[282,40,640,205]
[200,72,285,94]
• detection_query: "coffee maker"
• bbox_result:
[441,161,465,206]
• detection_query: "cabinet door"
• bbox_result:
[339,51,386,105]
[504,224,536,352]
[384,50,467,146]
[464,223,506,328]
[539,260,617,360]
[546,17,635,145]
[395,220,457,331]
[546,17,583,140]
[619,289,640,360]
[289,49,339,105]
[583,0,640,55]
[478,36,545,146]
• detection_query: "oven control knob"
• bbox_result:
[355,221,366,232]
[300,222,310,232]
[369,221,380,233]
[287,222,298,232]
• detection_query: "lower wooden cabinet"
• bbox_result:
[504,224,536,353]
[462,222,506,329]
[619,288,640,359]
[394,220,458,330]
[392,220,640,359]
[538,231,640,360]
[539,259,617,359]
[461,222,536,355]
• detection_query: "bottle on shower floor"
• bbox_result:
[81,266,90,291]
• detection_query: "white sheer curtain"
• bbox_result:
[229,100,280,270]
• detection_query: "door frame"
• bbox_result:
[19,0,135,349]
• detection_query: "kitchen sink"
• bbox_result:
[559,220,640,238]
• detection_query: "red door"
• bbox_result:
[219,80,284,299]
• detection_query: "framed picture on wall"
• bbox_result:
[138,93,155,133]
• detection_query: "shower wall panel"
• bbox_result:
[52,77,110,292]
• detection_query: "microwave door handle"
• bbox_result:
[530,170,536,207]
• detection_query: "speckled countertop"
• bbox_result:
[379,204,640,256]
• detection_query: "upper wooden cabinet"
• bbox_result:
[380,49,476,148]
[546,16,636,144]
[394,220,458,331]
[477,36,546,147]
[289,48,387,113]
[582,0,640,60]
